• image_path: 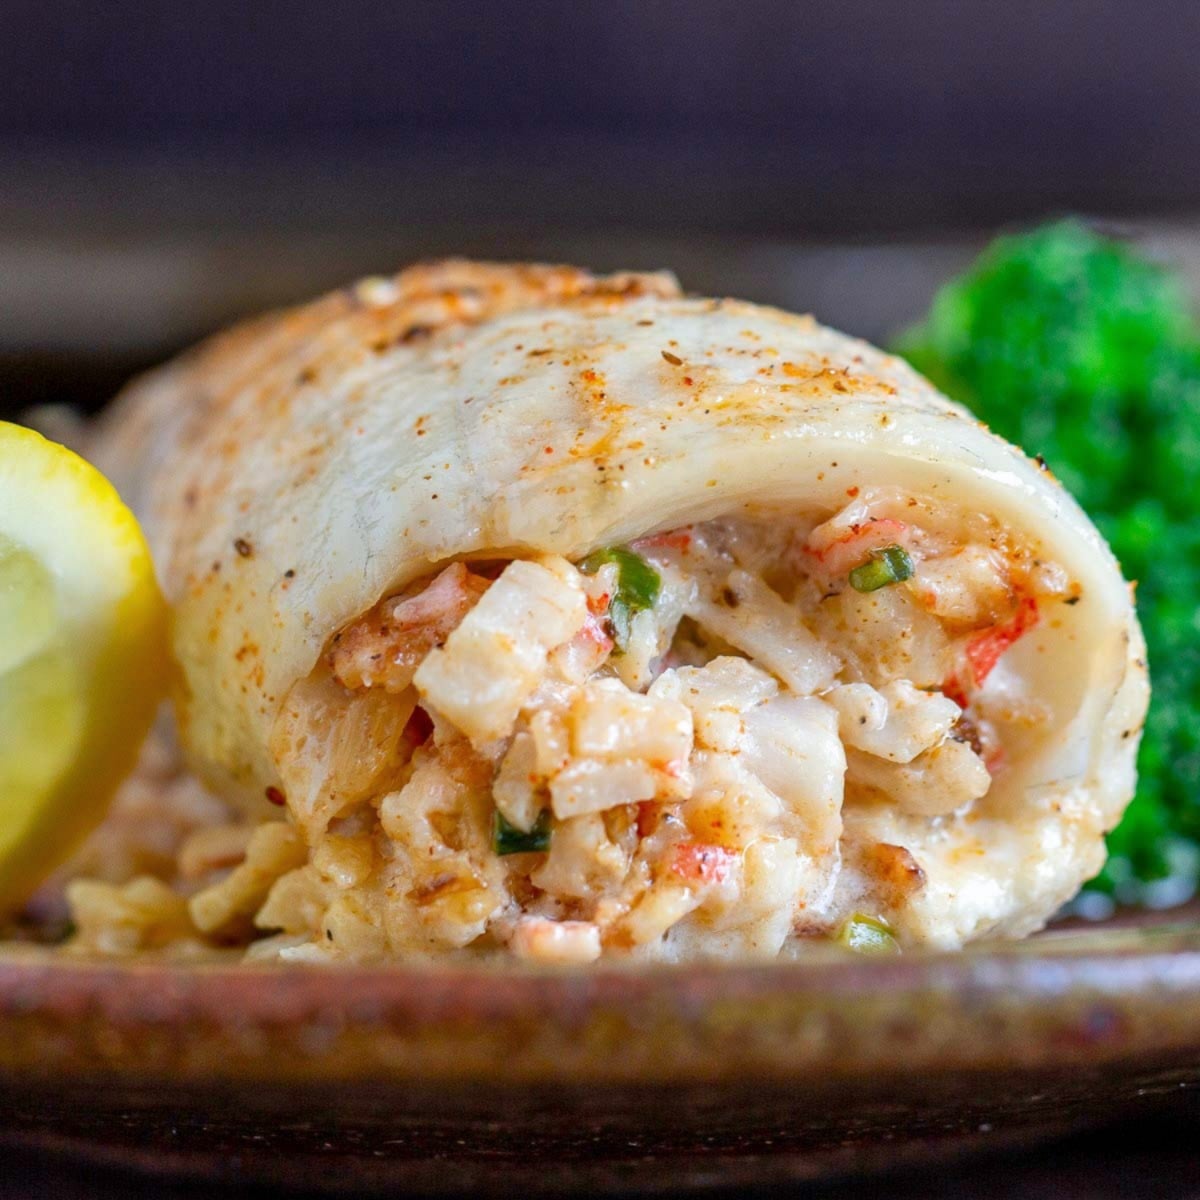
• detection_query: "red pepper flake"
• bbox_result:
[670,842,735,885]
[661,350,683,366]
[265,786,286,807]
[965,595,1039,688]
[233,538,253,558]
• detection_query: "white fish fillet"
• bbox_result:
[92,260,1149,947]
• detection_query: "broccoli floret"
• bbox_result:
[897,219,1200,905]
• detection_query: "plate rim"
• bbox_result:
[3,926,1200,1086]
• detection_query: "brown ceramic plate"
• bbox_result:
[1,914,1199,1195]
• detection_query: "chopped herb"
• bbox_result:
[493,809,552,856]
[580,546,662,651]
[848,545,914,592]
[836,913,900,955]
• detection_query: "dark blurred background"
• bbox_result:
[5,0,1200,413]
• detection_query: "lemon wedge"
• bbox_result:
[0,421,167,910]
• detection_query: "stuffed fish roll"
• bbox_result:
[87,260,1148,963]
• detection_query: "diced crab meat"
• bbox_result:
[738,838,805,930]
[650,656,778,753]
[739,695,845,855]
[545,680,695,817]
[530,708,572,777]
[687,568,839,694]
[618,882,700,947]
[824,681,888,734]
[964,595,1039,688]
[549,758,660,818]
[509,916,602,964]
[685,751,784,849]
[569,678,693,764]
[492,732,543,832]
[941,594,1040,705]
[908,546,1011,626]
[669,841,736,886]
[805,504,913,580]
[330,562,491,692]
[846,737,991,816]
[829,680,962,764]
[549,611,613,683]
[530,812,630,899]
[415,557,588,745]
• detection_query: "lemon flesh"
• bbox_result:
[0,422,167,911]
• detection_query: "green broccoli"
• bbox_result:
[896,219,1200,904]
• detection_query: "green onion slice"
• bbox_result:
[836,913,901,955]
[493,809,552,856]
[579,546,662,650]
[848,545,915,593]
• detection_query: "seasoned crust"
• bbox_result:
[93,260,681,544]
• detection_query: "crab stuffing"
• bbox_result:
[74,492,1076,963]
